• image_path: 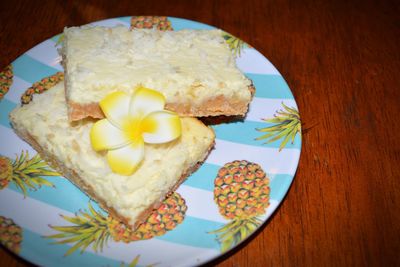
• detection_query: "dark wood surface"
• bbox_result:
[1,0,399,266]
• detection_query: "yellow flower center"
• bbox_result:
[90,87,181,175]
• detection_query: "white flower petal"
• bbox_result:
[106,139,144,175]
[142,111,182,144]
[130,87,165,118]
[99,91,131,129]
[90,119,131,151]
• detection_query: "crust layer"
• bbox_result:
[67,84,256,121]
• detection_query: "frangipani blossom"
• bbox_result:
[90,87,182,175]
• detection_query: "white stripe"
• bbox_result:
[90,18,130,27]
[0,125,36,158]
[0,189,72,235]
[4,76,31,104]
[100,237,218,267]
[206,139,301,175]
[236,48,280,75]
[246,98,298,122]
[177,185,226,223]
[25,40,63,71]
[0,188,219,266]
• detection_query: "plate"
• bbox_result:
[0,17,301,266]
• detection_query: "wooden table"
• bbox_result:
[1,0,399,266]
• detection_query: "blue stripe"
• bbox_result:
[269,174,294,202]
[183,163,219,191]
[246,73,294,99]
[169,17,216,30]
[158,216,222,249]
[0,98,16,128]
[21,228,124,267]
[212,121,301,149]
[12,54,59,84]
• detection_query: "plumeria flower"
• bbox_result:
[90,87,182,175]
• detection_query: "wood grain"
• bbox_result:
[1,0,399,266]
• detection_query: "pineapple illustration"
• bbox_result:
[0,152,58,196]
[21,72,64,105]
[256,102,301,151]
[0,216,23,254]
[0,64,13,101]
[0,157,13,189]
[209,160,270,252]
[222,32,247,57]
[130,16,173,31]
[46,192,187,256]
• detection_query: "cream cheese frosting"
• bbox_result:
[61,26,252,115]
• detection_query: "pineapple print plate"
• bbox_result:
[0,17,301,266]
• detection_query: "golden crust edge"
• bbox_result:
[67,84,256,121]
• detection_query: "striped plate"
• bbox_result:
[0,17,301,266]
